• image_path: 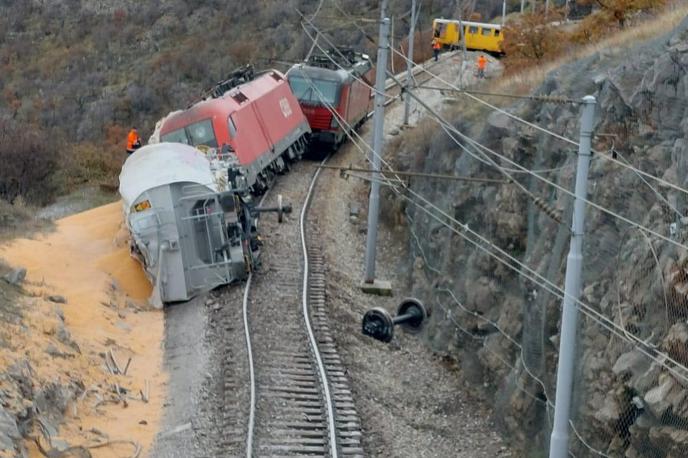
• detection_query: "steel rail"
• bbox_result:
[242,157,343,457]
[300,155,338,457]
[243,190,271,458]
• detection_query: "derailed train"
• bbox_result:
[121,52,374,305]
[119,67,310,305]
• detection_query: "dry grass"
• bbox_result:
[492,2,688,97]
[0,198,52,241]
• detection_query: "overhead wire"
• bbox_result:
[304,0,326,60]
[385,69,688,252]
[386,45,688,202]
[293,44,688,384]
[296,18,688,385]
[304,14,685,246]
[297,11,396,102]
[299,15,564,223]
[296,10,650,455]
[322,4,688,205]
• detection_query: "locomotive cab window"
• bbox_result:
[161,128,190,145]
[468,26,478,34]
[288,76,340,106]
[161,119,218,147]
[495,29,501,36]
[481,27,493,36]
[187,119,218,147]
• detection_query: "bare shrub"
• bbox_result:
[57,142,121,191]
[501,9,566,74]
[0,119,60,205]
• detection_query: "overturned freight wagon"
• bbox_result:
[119,143,264,306]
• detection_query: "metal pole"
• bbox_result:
[548,95,596,458]
[502,0,506,26]
[363,16,391,284]
[403,0,417,126]
[458,1,467,89]
[521,0,525,13]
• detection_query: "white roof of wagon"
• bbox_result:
[119,143,217,213]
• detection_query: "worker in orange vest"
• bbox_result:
[432,37,441,62]
[477,55,487,79]
[126,127,142,155]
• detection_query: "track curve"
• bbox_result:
[242,159,363,458]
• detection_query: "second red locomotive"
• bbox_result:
[158,66,311,192]
[287,49,373,149]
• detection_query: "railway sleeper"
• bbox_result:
[268,421,327,430]
[268,381,319,390]
[266,386,320,394]
[264,438,326,445]
[336,417,360,425]
[341,448,365,456]
[270,350,318,357]
[265,367,319,376]
[269,429,328,439]
[338,439,364,447]
[259,444,326,453]
[262,393,323,401]
[266,361,317,370]
[334,403,357,411]
[273,406,324,415]
[267,374,320,383]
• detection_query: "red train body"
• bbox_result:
[159,67,311,190]
[287,50,373,148]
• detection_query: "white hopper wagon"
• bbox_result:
[119,143,286,306]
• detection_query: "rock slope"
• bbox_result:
[392,15,688,457]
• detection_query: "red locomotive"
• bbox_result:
[286,49,373,149]
[159,66,311,191]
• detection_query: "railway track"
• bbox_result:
[240,160,363,458]
[198,57,448,458]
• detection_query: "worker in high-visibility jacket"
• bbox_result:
[126,128,142,155]
[477,55,487,79]
[432,37,441,62]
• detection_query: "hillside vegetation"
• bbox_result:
[0,0,576,208]
[0,0,457,205]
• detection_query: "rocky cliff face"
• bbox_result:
[391,16,688,457]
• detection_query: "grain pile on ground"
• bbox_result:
[0,202,166,457]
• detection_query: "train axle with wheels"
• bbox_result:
[362,298,429,343]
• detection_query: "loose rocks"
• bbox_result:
[2,267,26,286]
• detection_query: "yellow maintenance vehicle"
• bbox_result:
[432,19,505,54]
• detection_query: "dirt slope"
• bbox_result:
[0,202,165,457]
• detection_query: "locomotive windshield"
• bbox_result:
[288,76,340,106]
[161,119,219,148]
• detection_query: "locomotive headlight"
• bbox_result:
[330,117,339,129]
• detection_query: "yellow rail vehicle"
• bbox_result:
[432,19,504,54]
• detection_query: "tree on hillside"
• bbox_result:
[501,9,565,71]
[579,0,665,28]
